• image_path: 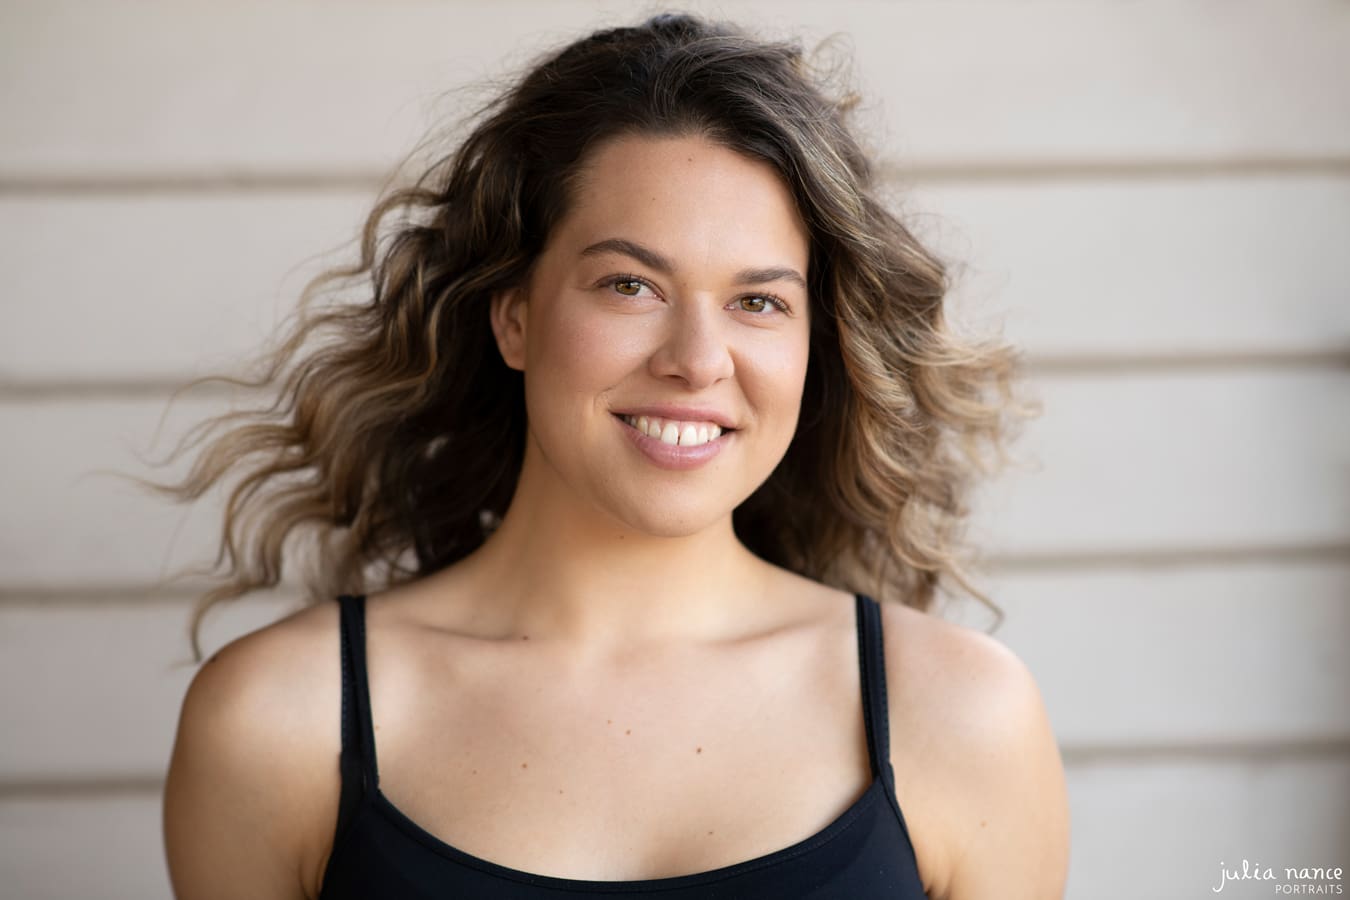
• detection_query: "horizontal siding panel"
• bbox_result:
[972,367,1350,558]
[1,369,1345,586]
[1063,753,1350,900]
[0,595,291,779]
[3,754,1348,900]
[0,191,373,383]
[911,174,1350,360]
[1,1,1347,178]
[948,561,1350,748]
[0,791,171,900]
[4,562,1347,779]
[3,176,1348,383]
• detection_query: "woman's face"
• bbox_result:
[491,131,812,537]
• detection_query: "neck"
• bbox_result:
[453,443,773,653]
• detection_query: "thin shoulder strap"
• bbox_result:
[854,592,895,788]
[334,594,380,837]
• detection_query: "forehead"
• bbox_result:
[550,132,811,272]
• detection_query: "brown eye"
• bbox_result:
[739,297,768,313]
[614,279,643,296]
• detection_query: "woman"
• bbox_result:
[160,12,1068,899]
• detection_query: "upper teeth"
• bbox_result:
[621,414,725,447]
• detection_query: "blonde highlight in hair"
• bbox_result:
[132,12,1038,662]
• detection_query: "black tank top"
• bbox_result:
[318,592,930,898]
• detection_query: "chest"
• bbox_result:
[365,629,874,881]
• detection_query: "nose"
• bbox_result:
[648,295,735,389]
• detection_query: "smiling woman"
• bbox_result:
[492,133,813,520]
[149,11,1065,900]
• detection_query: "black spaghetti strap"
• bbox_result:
[854,592,893,787]
[855,592,920,844]
[332,593,380,849]
[339,594,381,787]
[327,595,374,870]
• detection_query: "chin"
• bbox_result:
[608,498,731,539]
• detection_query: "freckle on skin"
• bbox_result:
[522,635,529,640]
[696,747,702,754]
[625,729,631,735]
[521,762,528,769]
[980,820,986,827]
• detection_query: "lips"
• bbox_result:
[612,409,732,470]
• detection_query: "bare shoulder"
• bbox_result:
[878,601,1071,900]
[164,599,344,900]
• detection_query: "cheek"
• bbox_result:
[527,303,644,390]
[744,335,811,411]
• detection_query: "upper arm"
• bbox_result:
[163,622,331,900]
[938,629,1072,899]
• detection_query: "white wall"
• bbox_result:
[1,1,1347,897]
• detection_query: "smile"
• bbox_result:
[618,413,725,447]
[612,413,734,471]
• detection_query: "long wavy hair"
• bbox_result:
[138,11,1038,663]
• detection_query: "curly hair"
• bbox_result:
[136,11,1038,663]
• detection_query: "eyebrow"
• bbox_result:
[578,237,808,290]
